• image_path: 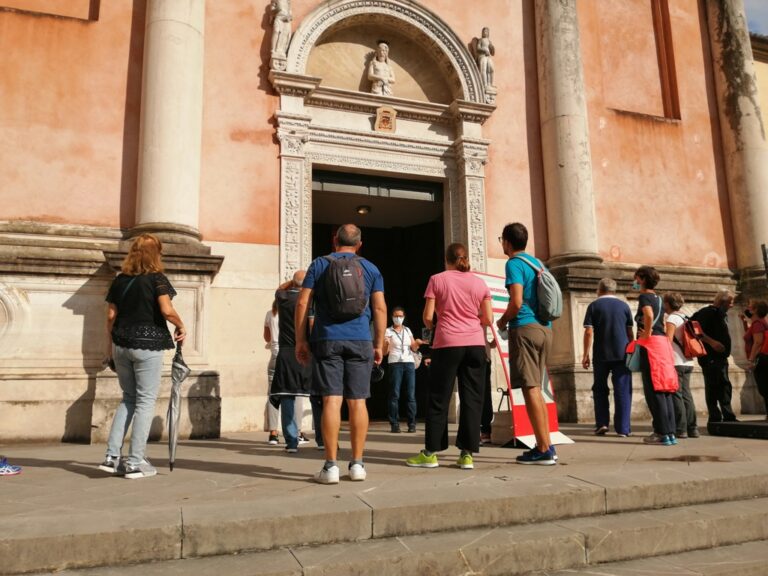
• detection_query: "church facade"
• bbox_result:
[1,0,767,442]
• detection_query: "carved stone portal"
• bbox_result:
[272,0,496,281]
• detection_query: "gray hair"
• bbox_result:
[336,224,362,247]
[597,277,617,294]
[713,289,735,306]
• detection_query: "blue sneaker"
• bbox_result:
[0,457,22,476]
[516,446,556,465]
[662,434,678,446]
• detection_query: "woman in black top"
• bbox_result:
[633,265,676,446]
[99,234,185,479]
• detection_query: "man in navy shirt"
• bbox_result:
[582,278,635,437]
[295,224,386,484]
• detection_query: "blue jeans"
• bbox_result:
[106,345,164,466]
[388,362,416,427]
[592,360,633,435]
[280,396,299,449]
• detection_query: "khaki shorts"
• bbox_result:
[508,323,552,389]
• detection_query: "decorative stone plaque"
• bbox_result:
[375,106,397,133]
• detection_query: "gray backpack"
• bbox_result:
[514,255,562,322]
[322,255,368,321]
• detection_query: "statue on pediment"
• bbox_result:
[270,0,292,69]
[471,27,495,88]
[368,41,395,96]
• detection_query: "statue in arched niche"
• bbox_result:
[270,0,292,68]
[368,41,396,96]
[472,27,495,88]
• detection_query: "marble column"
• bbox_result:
[134,0,206,244]
[535,0,601,266]
[706,0,768,277]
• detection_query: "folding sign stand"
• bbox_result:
[473,272,574,448]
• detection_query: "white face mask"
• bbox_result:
[392,316,404,326]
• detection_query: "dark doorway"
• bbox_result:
[312,170,445,420]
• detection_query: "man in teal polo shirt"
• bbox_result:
[495,222,556,465]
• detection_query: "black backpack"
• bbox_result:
[322,255,368,321]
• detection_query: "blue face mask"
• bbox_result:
[631,281,641,291]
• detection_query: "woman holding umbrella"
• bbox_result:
[99,233,185,479]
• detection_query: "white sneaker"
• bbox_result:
[314,465,340,484]
[348,462,367,481]
[120,458,157,479]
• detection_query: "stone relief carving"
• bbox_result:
[270,0,292,71]
[281,159,303,275]
[467,179,487,271]
[368,41,396,96]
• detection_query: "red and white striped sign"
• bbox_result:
[474,272,573,448]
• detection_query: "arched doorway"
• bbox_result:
[269,0,496,282]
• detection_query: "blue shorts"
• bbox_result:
[311,340,374,399]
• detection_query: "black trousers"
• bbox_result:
[425,346,486,454]
[701,361,737,422]
[753,356,768,415]
[481,359,493,434]
[672,366,698,435]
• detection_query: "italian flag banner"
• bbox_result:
[473,272,573,448]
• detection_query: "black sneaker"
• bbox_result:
[390,425,401,433]
[407,425,416,433]
[298,433,310,445]
[98,455,121,474]
[268,433,279,445]
[688,428,700,438]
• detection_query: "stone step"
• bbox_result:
[36,498,768,576]
[6,462,768,575]
[537,539,768,575]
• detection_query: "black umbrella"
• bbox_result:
[167,343,191,471]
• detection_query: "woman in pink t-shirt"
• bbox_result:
[405,243,492,470]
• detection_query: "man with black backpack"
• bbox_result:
[295,224,386,484]
[496,222,559,465]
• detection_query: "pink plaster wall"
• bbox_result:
[0,0,733,270]
[0,1,143,229]
[578,0,734,268]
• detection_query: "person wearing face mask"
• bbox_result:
[691,290,738,423]
[740,300,768,420]
[383,307,424,433]
[629,266,679,446]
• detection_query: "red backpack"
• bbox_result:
[673,314,707,359]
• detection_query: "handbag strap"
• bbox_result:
[651,295,663,327]
[119,277,137,302]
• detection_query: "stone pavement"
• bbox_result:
[1,420,767,575]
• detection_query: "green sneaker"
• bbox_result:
[405,451,439,468]
[456,453,474,469]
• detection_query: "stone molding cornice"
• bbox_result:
[449,100,496,125]
[550,261,737,303]
[306,86,454,124]
[268,71,322,97]
[751,33,768,63]
[285,0,487,104]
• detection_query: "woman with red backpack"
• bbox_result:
[741,300,768,420]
